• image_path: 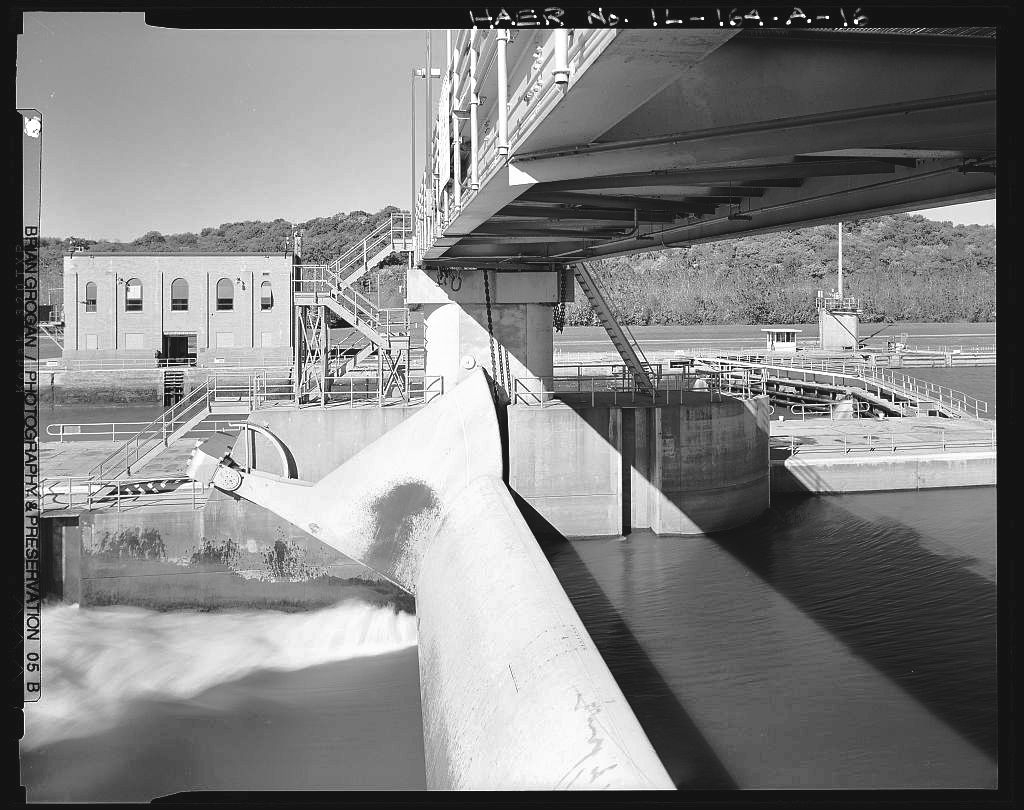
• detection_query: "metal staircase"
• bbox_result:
[86,374,263,480]
[573,262,657,395]
[330,212,413,289]
[163,368,185,406]
[293,211,417,403]
[39,320,64,351]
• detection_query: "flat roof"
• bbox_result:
[66,252,290,258]
[761,328,803,333]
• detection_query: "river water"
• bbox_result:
[22,486,996,797]
[546,487,997,790]
[21,601,426,800]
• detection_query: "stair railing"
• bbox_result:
[87,380,213,479]
[574,262,656,394]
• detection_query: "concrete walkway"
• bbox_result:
[770,415,996,493]
[770,415,996,458]
[40,438,200,480]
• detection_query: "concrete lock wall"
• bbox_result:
[59,503,400,611]
[199,370,673,788]
[508,394,771,537]
[41,369,164,405]
[772,450,997,493]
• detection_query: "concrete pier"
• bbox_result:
[406,267,566,401]
[508,394,771,537]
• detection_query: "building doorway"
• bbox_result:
[162,333,197,365]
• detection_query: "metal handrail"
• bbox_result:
[86,382,212,479]
[248,371,443,410]
[858,367,988,417]
[510,369,773,407]
[40,474,210,513]
[326,218,391,276]
[322,211,411,281]
[698,355,990,418]
[901,343,996,354]
[303,373,444,407]
[55,359,292,371]
[83,371,270,479]
[790,401,873,420]
[45,419,246,443]
[296,263,411,340]
[773,424,997,456]
[816,295,861,311]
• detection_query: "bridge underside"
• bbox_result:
[425,28,995,267]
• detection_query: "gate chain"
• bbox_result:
[483,269,499,399]
[553,265,568,332]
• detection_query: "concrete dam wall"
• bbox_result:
[188,370,674,789]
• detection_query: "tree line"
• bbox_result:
[568,215,995,325]
[40,208,995,324]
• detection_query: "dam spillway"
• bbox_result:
[192,369,768,789]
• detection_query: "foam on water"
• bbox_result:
[22,600,418,750]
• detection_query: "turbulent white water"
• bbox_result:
[22,600,418,750]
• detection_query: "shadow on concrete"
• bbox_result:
[511,390,772,537]
[511,490,737,789]
[709,492,997,760]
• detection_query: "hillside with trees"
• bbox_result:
[571,215,995,326]
[40,208,995,325]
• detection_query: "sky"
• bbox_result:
[17,13,996,242]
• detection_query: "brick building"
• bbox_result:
[62,252,294,366]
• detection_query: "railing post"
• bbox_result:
[496,29,510,157]
[469,32,480,191]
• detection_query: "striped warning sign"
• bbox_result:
[115,479,184,495]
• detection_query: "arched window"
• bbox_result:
[170,278,189,311]
[84,282,97,312]
[125,278,143,312]
[216,278,234,311]
[260,281,273,310]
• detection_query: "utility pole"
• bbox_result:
[412,52,442,267]
[838,221,844,298]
